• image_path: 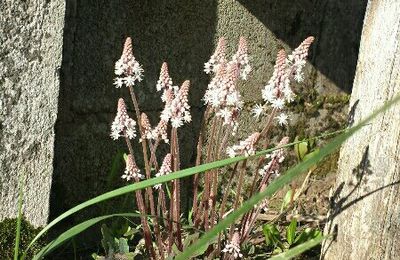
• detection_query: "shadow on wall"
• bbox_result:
[238,0,368,93]
[50,0,217,253]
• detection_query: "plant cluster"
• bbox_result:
[107,35,314,259]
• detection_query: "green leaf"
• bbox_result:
[263,224,281,247]
[175,94,400,260]
[294,137,308,161]
[302,148,320,162]
[33,213,140,260]
[286,219,297,246]
[281,189,293,211]
[269,235,324,260]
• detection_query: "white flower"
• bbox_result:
[153,154,172,189]
[252,104,265,119]
[294,70,304,83]
[114,59,125,75]
[113,77,124,88]
[227,147,236,158]
[275,113,289,126]
[222,232,243,259]
[110,99,137,140]
[124,76,136,87]
[227,132,260,158]
[271,98,285,110]
[204,61,213,74]
[123,155,143,181]
[283,86,296,103]
[261,83,276,103]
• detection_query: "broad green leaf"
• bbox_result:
[286,219,297,246]
[175,94,400,260]
[33,213,140,260]
[269,235,324,260]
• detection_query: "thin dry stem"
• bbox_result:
[124,135,156,259]
[128,86,163,258]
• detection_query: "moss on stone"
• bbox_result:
[0,217,46,259]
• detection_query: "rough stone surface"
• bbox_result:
[213,0,364,148]
[322,0,400,259]
[217,0,367,100]
[0,0,65,227]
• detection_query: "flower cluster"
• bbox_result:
[227,132,260,158]
[230,37,251,80]
[114,37,144,88]
[156,62,179,102]
[203,38,250,134]
[252,37,314,126]
[204,38,226,74]
[222,232,243,259]
[288,36,315,83]
[122,154,143,181]
[110,98,137,140]
[259,136,289,178]
[153,119,169,143]
[153,153,172,190]
[161,80,192,128]
[140,113,155,141]
[214,64,243,130]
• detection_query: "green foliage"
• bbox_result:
[262,219,321,255]
[286,219,297,246]
[0,218,45,260]
[269,235,324,260]
[32,213,141,260]
[92,223,141,260]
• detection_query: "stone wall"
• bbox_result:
[0,0,65,227]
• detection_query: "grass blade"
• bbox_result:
[14,174,24,260]
[175,95,400,259]
[33,213,141,260]
[269,236,324,260]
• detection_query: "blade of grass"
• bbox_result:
[176,95,400,259]
[269,235,324,260]
[14,173,24,260]
[33,213,141,260]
